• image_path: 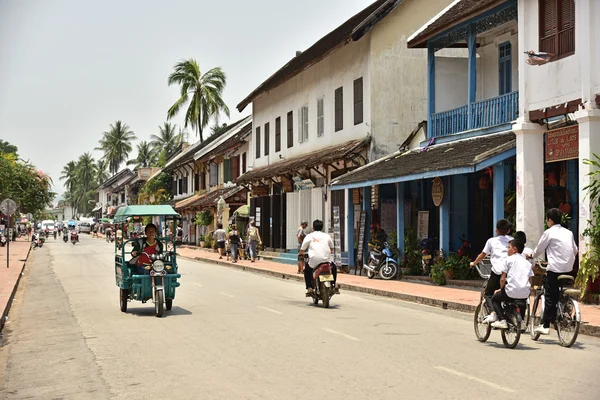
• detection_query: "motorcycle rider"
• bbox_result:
[299,219,339,296]
[130,223,164,275]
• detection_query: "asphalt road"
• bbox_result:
[1,234,600,400]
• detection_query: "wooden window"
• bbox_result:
[183,174,188,194]
[317,97,324,137]
[298,105,308,143]
[255,126,261,159]
[231,155,240,180]
[264,122,270,156]
[275,117,281,152]
[178,178,183,195]
[498,42,512,95]
[353,78,363,125]
[539,0,575,59]
[287,111,293,148]
[172,180,177,195]
[210,164,218,187]
[224,159,232,182]
[242,152,247,174]
[335,87,343,131]
[201,170,206,190]
[194,173,199,191]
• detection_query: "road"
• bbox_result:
[1,234,600,400]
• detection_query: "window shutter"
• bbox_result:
[353,78,363,125]
[231,155,240,180]
[255,127,261,159]
[275,117,281,152]
[224,159,232,182]
[183,175,188,194]
[302,106,308,141]
[242,152,247,174]
[335,87,343,132]
[298,108,303,143]
[194,173,199,191]
[178,178,183,194]
[172,180,176,195]
[317,98,324,137]
[287,111,293,148]
[201,171,206,189]
[264,122,270,156]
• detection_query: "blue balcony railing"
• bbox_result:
[430,91,519,138]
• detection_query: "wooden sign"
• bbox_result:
[332,206,342,267]
[353,189,361,204]
[356,211,367,272]
[252,185,268,197]
[432,177,444,207]
[546,125,579,163]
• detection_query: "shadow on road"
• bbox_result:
[124,306,193,318]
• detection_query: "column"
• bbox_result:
[396,183,405,259]
[439,177,450,254]
[362,186,371,265]
[493,163,505,234]
[513,119,545,246]
[427,43,435,138]
[575,106,600,254]
[347,189,355,267]
[467,24,477,129]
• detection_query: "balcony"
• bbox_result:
[430,91,518,138]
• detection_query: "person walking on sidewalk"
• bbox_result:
[247,221,261,262]
[228,226,241,263]
[213,223,227,259]
[470,219,513,323]
[531,208,578,336]
[297,221,308,273]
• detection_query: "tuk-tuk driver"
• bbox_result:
[130,223,164,274]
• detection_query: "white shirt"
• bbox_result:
[522,246,536,269]
[482,235,513,275]
[533,224,578,273]
[504,253,534,299]
[301,231,333,269]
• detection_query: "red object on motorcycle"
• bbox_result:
[313,263,332,280]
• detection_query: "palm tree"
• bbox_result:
[96,121,137,175]
[127,141,157,169]
[96,159,110,186]
[210,122,229,136]
[60,161,78,193]
[76,153,96,215]
[150,122,182,158]
[167,59,230,142]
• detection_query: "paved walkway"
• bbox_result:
[0,238,31,332]
[174,244,600,337]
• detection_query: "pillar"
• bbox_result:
[439,177,450,254]
[513,119,545,246]
[396,183,405,259]
[427,43,435,138]
[575,106,600,254]
[467,24,477,129]
[493,163,505,235]
[347,189,355,267]
[362,186,371,265]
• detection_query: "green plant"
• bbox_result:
[204,233,213,248]
[403,227,422,275]
[576,154,600,297]
[430,251,447,285]
[444,253,471,280]
[195,210,213,227]
[198,235,204,242]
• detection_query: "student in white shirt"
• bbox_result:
[470,219,513,323]
[532,208,578,336]
[489,239,534,329]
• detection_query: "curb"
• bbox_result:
[182,254,600,338]
[0,244,31,333]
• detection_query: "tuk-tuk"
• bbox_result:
[113,205,181,317]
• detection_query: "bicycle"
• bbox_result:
[530,262,581,347]
[473,259,530,349]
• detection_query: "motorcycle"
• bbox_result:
[420,237,435,275]
[106,230,115,243]
[0,234,6,247]
[53,230,57,240]
[306,261,338,308]
[363,241,399,280]
[71,231,79,245]
[31,233,44,248]
[63,231,69,243]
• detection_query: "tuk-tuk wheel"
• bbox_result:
[120,289,129,312]
[166,298,173,310]
[155,291,164,318]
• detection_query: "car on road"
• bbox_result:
[79,222,92,234]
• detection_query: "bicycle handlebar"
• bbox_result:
[474,263,491,279]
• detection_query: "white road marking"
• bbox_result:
[434,366,515,393]
[322,328,360,342]
[219,292,235,298]
[192,282,202,287]
[257,306,283,315]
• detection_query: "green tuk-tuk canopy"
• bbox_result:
[233,204,250,218]
[113,205,180,223]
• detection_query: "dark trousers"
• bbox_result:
[543,271,561,328]
[484,272,502,313]
[304,263,337,289]
[492,288,511,320]
[230,243,239,261]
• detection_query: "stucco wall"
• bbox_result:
[477,28,519,100]
[435,57,468,112]
[369,0,455,160]
[251,35,372,169]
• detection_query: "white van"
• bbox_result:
[79,222,92,234]
[41,220,56,232]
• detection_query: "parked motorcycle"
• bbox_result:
[0,234,6,247]
[71,231,79,245]
[363,241,399,280]
[306,261,338,308]
[31,233,44,249]
[420,237,435,275]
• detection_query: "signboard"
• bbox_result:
[432,177,444,207]
[546,125,579,163]
[292,176,315,190]
[255,206,261,227]
[252,185,269,197]
[352,189,361,204]
[356,211,367,272]
[0,199,17,216]
[417,211,429,241]
[332,206,342,267]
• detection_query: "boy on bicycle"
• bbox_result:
[470,219,513,324]
[531,208,578,336]
[489,239,533,329]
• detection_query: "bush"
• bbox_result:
[204,234,213,249]
[430,252,447,285]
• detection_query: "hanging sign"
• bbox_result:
[417,211,429,241]
[332,206,342,267]
[356,211,367,271]
[546,125,579,163]
[431,177,444,207]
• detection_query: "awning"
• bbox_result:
[331,132,516,190]
[174,193,203,210]
[196,186,247,209]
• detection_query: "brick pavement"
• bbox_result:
[0,238,31,332]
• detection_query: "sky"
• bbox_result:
[0,0,375,202]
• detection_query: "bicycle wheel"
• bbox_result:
[530,294,544,341]
[474,302,491,342]
[501,309,521,349]
[522,298,531,333]
[556,297,580,348]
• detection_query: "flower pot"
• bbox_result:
[443,270,453,281]
[199,241,205,248]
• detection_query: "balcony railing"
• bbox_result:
[430,91,519,138]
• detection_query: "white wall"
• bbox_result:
[251,34,372,169]
[435,57,468,112]
[477,28,519,100]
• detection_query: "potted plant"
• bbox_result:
[198,235,205,248]
[402,227,421,275]
[430,251,447,285]
[204,234,213,250]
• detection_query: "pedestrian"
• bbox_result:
[228,226,241,263]
[531,208,578,336]
[247,221,261,262]
[297,221,308,273]
[213,223,227,259]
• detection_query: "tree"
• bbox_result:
[96,159,110,186]
[210,122,229,136]
[96,121,137,175]
[76,153,97,215]
[127,141,157,169]
[0,139,18,156]
[137,172,173,205]
[150,122,182,160]
[60,161,78,193]
[167,59,230,143]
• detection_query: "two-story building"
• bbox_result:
[236,0,455,255]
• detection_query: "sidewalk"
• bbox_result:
[176,245,600,337]
[0,238,31,332]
